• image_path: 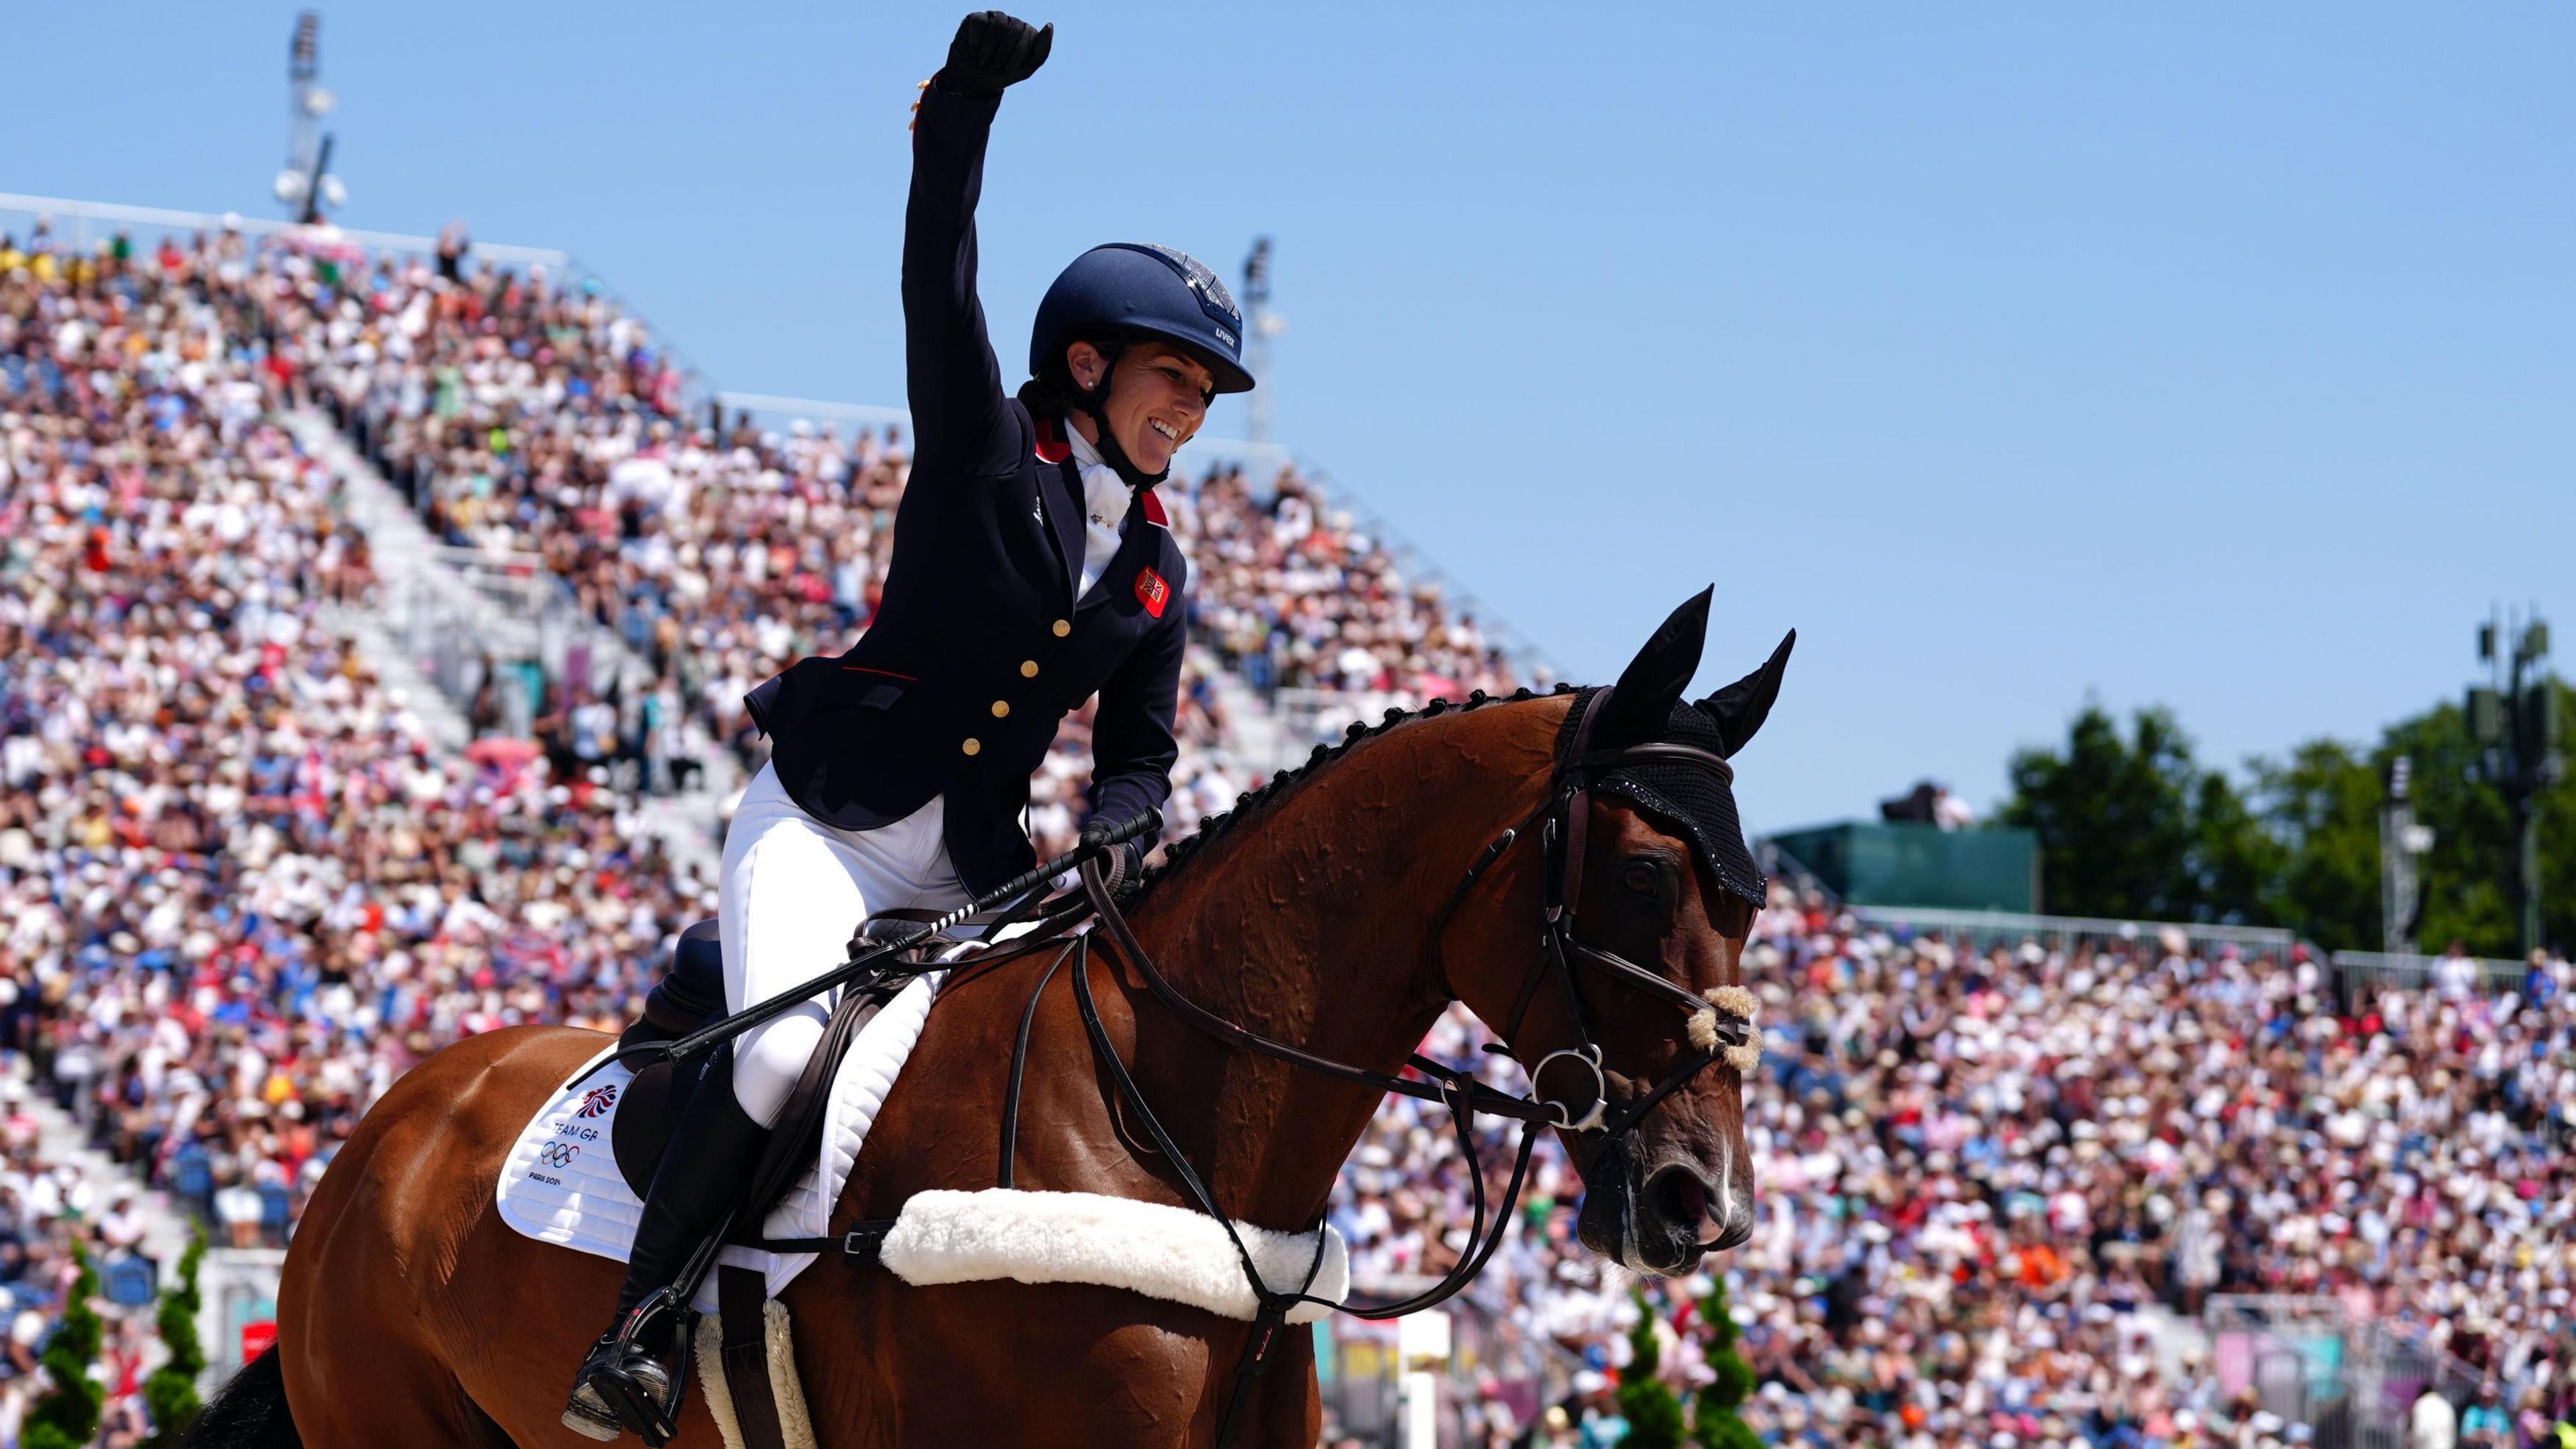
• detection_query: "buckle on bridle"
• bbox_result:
[1530,1043,1608,1134]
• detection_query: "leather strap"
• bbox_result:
[734,981,889,1243]
[716,1265,790,1449]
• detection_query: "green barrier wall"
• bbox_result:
[1762,822,2039,912]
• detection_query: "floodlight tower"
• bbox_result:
[275,13,345,223]
[1241,237,1285,445]
[2467,609,2561,957]
[2379,756,2432,955]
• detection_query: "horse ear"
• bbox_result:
[1695,629,1795,757]
[1591,587,1713,748]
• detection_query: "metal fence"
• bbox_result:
[1266,687,1413,771]
[2204,1297,2485,1449]
[1847,904,2306,964]
[1316,1292,1582,1448]
[2327,949,2532,1009]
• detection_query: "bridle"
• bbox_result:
[1042,686,1758,1446]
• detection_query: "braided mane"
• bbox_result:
[1140,683,1580,898]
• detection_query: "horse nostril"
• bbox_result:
[1646,1165,1711,1237]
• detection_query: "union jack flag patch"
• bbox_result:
[1134,568,1169,618]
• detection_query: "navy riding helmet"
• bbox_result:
[1030,244,1257,397]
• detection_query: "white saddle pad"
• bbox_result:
[496,972,945,1311]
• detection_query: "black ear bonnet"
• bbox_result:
[1558,590,1796,911]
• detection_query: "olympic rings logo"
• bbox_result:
[538,1142,580,1169]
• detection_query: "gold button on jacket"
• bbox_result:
[990,700,1010,718]
[1020,660,1039,678]
[1051,619,1071,637]
[961,738,981,757]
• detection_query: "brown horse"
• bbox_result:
[188,592,1787,1448]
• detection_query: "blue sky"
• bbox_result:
[9,3,2569,832]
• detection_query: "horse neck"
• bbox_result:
[1122,698,1564,1229]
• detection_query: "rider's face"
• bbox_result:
[1065,340,1210,476]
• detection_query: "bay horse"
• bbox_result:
[189,590,1789,1448]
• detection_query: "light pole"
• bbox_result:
[1240,237,1283,447]
[2467,610,2559,957]
[274,12,345,224]
[2379,756,2433,955]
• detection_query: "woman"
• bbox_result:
[564,10,1255,1439]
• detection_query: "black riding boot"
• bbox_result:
[564,1053,772,1444]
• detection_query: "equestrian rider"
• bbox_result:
[564,9,1254,1438]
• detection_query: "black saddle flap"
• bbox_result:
[609,920,727,1197]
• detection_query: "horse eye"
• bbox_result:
[1621,860,1662,900]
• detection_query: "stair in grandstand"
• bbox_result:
[281,408,732,876]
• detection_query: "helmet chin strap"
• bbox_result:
[1071,340,1171,491]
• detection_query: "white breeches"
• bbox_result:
[717,763,972,1123]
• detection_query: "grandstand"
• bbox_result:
[3,197,2571,1449]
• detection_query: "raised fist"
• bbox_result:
[938,11,1053,98]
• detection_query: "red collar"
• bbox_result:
[1032,415,1071,466]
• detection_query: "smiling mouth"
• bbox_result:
[1147,419,1179,444]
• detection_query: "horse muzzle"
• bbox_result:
[1574,1138,1749,1275]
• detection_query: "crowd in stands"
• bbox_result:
[1328,904,2576,1449]
[5,216,2573,1449]
[0,220,720,1436]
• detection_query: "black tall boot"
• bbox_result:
[564,1051,772,1444]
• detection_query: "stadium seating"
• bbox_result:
[5,221,2571,1449]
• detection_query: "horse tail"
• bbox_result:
[176,1345,301,1449]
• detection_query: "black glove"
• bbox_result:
[1092,840,1143,909]
[938,11,1053,98]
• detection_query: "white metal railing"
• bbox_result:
[1850,904,2305,961]
[426,544,568,619]
[2328,949,2530,1005]
[1265,686,1409,770]
[0,190,568,268]
[716,390,1292,470]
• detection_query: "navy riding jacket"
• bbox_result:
[744,79,1187,896]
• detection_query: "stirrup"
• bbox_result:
[566,1291,696,1446]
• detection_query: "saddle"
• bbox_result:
[591,913,961,1449]
[608,915,946,1205]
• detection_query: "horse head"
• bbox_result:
[1444,588,1793,1276]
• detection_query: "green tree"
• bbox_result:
[2000,704,2266,920]
[1617,1287,1688,1449]
[1691,1274,1761,1449]
[26,1242,106,1449]
[1998,680,2576,955]
[144,1234,209,1445]
[2244,739,2381,949]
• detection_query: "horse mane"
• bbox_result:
[1140,682,1582,900]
